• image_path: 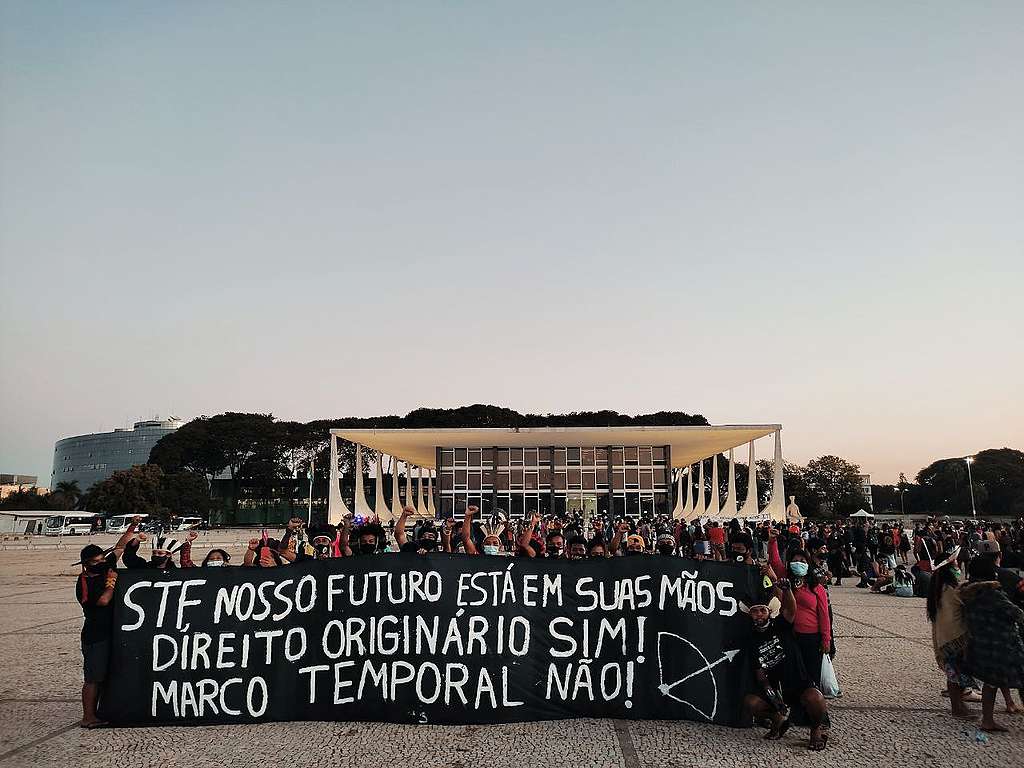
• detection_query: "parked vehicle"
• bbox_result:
[105,514,148,534]
[172,516,202,531]
[44,512,99,536]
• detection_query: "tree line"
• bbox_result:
[5,406,1020,519]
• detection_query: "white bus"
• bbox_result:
[44,512,98,536]
[105,514,148,534]
[172,516,202,531]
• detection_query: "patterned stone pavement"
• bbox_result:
[0,535,1021,767]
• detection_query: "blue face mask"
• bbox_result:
[482,545,499,556]
[789,561,809,577]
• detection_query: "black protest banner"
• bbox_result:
[100,554,762,726]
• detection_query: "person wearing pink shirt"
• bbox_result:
[768,530,833,688]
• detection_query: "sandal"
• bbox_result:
[764,719,791,740]
[809,726,829,750]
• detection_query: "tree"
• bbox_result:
[0,487,55,511]
[84,465,168,522]
[803,455,868,517]
[159,471,210,518]
[916,448,1024,516]
[51,480,82,510]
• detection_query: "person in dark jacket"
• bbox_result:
[959,556,1024,733]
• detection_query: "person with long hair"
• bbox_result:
[960,555,1024,733]
[926,554,977,720]
[769,528,831,687]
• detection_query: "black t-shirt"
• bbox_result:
[749,617,812,693]
[76,553,118,644]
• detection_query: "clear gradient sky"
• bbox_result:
[1,2,1022,487]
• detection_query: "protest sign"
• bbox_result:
[101,555,761,726]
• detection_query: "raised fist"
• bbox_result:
[186,531,199,542]
[131,515,142,526]
[248,539,260,551]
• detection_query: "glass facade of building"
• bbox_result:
[437,445,671,519]
[51,419,183,491]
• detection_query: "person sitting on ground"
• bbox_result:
[959,555,1024,732]
[74,542,122,729]
[742,565,831,750]
[926,551,978,721]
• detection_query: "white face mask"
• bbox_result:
[206,560,225,567]
[482,545,499,556]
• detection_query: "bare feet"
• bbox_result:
[952,711,978,721]
[980,722,1009,733]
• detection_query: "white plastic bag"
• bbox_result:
[820,655,841,698]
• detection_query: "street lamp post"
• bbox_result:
[896,486,906,517]
[964,456,977,518]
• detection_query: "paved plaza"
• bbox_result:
[0,532,1021,768]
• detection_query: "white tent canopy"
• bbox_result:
[850,509,874,518]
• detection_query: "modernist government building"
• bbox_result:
[51,418,183,491]
[327,424,794,524]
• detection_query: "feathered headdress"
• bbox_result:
[479,508,507,539]
[152,535,183,554]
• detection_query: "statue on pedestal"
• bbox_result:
[786,495,801,521]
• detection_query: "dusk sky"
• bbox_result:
[1,2,1021,487]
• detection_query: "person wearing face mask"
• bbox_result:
[567,536,589,561]
[729,532,754,564]
[656,533,677,557]
[782,550,832,690]
[587,538,608,559]
[623,534,647,555]
[74,543,121,728]
[517,513,547,558]
[201,548,232,567]
[460,505,506,556]
[348,521,383,556]
[742,564,831,750]
[123,533,183,570]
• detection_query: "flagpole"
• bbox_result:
[307,456,315,526]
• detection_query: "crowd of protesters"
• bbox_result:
[74,508,1024,746]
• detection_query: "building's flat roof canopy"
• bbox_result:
[331,425,780,470]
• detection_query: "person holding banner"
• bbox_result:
[74,540,125,728]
